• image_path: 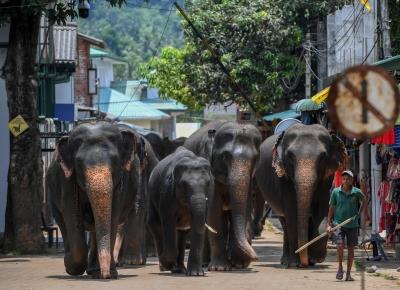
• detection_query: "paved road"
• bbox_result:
[0,226,398,290]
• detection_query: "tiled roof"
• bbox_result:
[97,87,169,120]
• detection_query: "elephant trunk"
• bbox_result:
[85,165,113,279]
[229,159,258,261]
[190,195,207,235]
[295,158,317,267]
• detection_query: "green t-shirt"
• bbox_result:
[329,186,365,229]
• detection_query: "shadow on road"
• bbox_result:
[0,258,31,263]
[46,274,137,280]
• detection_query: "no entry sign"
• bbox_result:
[327,65,400,139]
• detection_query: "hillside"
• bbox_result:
[78,0,183,79]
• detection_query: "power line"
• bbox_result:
[116,1,173,118]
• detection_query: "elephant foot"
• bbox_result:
[88,269,118,279]
[171,264,187,274]
[122,254,146,265]
[208,258,232,271]
[281,256,298,268]
[187,263,205,276]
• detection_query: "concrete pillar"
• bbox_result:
[370,144,382,233]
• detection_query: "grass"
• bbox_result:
[373,272,397,280]
[264,220,276,232]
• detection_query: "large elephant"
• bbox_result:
[46,121,139,279]
[148,147,214,276]
[184,120,262,270]
[255,124,346,267]
[113,123,159,266]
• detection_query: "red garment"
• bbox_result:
[378,180,391,232]
[371,128,395,145]
[333,170,343,188]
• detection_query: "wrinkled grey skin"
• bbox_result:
[148,147,214,276]
[255,124,346,267]
[143,132,187,161]
[114,124,159,266]
[46,121,138,279]
[184,120,262,270]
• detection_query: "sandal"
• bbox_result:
[345,275,355,281]
[336,270,344,280]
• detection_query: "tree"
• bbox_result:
[0,0,128,254]
[142,0,345,114]
[78,1,183,79]
[389,0,400,55]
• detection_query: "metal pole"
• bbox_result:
[173,2,259,116]
[305,32,311,98]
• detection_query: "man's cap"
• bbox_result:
[341,170,354,178]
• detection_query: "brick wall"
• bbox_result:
[74,38,91,107]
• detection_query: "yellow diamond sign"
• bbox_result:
[8,115,29,137]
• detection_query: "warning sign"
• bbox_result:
[8,115,29,137]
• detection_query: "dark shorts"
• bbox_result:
[333,227,359,247]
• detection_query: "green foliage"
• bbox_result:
[141,0,345,114]
[389,0,400,55]
[78,1,183,79]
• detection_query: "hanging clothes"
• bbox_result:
[371,128,395,145]
[378,180,391,232]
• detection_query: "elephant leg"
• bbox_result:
[278,216,290,266]
[172,230,189,274]
[122,208,147,265]
[61,187,88,276]
[208,191,231,271]
[252,186,265,237]
[284,202,300,268]
[159,208,178,271]
[148,204,163,261]
[87,232,98,275]
[146,227,157,257]
[113,223,126,267]
[308,217,327,264]
[202,232,210,267]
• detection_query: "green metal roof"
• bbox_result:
[263,109,301,121]
[374,55,400,71]
[90,47,127,64]
[141,98,187,112]
[96,87,169,120]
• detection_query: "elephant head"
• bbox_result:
[171,149,214,236]
[272,124,346,266]
[56,121,137,278]
[211,122,262,261]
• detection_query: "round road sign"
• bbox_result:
[327,65,400,139]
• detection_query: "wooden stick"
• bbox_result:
[295,215,357,254]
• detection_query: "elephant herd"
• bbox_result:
[46,119,346,279]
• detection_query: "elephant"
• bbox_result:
[46,121,139,279]
[255,123,346,267]
[184,120,262,270]
[147,147,214,276]
[113,123,159,266]
[143,133,187,160]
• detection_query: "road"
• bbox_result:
[0,224,398,290]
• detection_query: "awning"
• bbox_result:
[263,109,300,121]
[311,54,400,104]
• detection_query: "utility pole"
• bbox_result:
[305,32,311,98]
[381,0,392,58]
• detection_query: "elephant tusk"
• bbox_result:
[205,223,218,234]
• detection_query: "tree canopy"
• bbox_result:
[141,0,345,113]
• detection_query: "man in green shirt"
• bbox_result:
[327,170,365,281]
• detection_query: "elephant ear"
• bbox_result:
[56,136,73,178]
[325,133,347,179]
[272,131,286,178]
[120,130,137,171]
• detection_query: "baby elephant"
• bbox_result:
[148,147,214,276]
